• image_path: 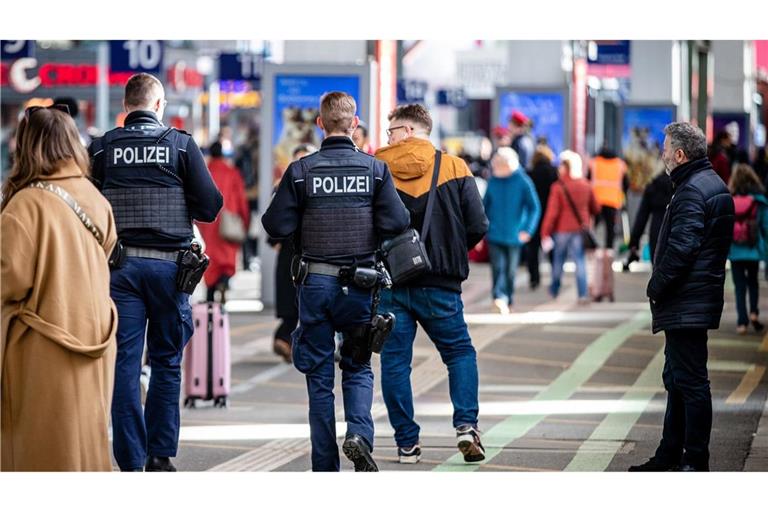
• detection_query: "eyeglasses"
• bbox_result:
[386,125,410,137]
[24,103,71,120]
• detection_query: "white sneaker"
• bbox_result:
[493,298,509,315]
[456,425,485,463]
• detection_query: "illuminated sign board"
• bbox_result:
[110,40,163,73]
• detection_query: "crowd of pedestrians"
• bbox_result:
[2,74,768,473]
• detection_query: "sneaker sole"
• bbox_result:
[398,454,421,464]
[457,439,485,463]
[342,440,379,472]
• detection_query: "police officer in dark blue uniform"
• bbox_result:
[89,73,222,472]
[262,92,410,471]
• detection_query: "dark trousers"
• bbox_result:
[110,257,194,471]
[292,274,374,471]
[594,206,617,249]
[731,260,760,327]
[655,328,712,470]
[526,231,553,288]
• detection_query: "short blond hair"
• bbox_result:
[559,150,583,179]
[319,91,357,134]
[124,73,164,109]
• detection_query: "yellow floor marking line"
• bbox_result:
[726,365,766,405]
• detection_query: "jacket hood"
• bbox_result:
[375,138,436,181]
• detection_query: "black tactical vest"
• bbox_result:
[300,154,377,260]
[97,124,192,245]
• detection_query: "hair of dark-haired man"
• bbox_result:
[209,141,224,158]
[53,97,79,119]
[388,104,433,135]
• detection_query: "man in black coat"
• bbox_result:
[629,122,734,472]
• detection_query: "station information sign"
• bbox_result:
[109,40,163,73]
[218,53,262,88]
[1,40,33,61]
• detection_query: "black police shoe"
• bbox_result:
[342,434,379,472]
[145,456,177,472]
[678,463,709,472]
[628,456,679,472]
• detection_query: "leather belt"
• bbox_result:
[125,247,179,262]
[307,262,344,277]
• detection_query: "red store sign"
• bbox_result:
[1,58,202,94]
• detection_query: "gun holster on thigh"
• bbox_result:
[340,324,372,364]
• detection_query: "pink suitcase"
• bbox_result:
[590,248,615,302]
[183,302,231,408]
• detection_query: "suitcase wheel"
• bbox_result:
[214,396,228,408]
[183,397,197,409]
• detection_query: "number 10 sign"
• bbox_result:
[110,40,164,74]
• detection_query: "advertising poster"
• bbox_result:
[272,74,360,177]
[621,105,675,190]
[497,91,566,159]
[713,112,749,151]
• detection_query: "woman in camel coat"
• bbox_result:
[1,106,117,471]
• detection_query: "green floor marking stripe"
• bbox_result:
[434,310,651,472]
[564,348,665,471]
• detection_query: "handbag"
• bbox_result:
[219,210,246,244]
[381,150,442,285]
[558,181,598,251]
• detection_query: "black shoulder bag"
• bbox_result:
[558,181,598,251]
[380,150,441,285]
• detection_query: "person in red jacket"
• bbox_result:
[540,150,600,303]
[196,141,250,302]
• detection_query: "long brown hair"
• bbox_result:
[728,163,765,196]
[1,108,89,211]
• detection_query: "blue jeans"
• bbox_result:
[550,232,588,299]
[488,242,522,305]
[110,257,194,471]
[379,287,479,448]
[292,273,374,471]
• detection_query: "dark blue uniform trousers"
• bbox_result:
[110,257,194,471]
[292,273,375,471]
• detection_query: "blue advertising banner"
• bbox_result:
[110,40,163,73]
[1,40,33,61]
[621,105,675,154]
[272,74,360,172]
[498,91,566,158]
[622,105,675,190]
[713,112,749,151]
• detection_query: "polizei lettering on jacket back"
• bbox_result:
[310,174,370,196]
[112,145,172,166]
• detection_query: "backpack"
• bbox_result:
[733,195,759,246]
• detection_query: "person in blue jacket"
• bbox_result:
[483,147,541,313]
[727,163,768,334]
